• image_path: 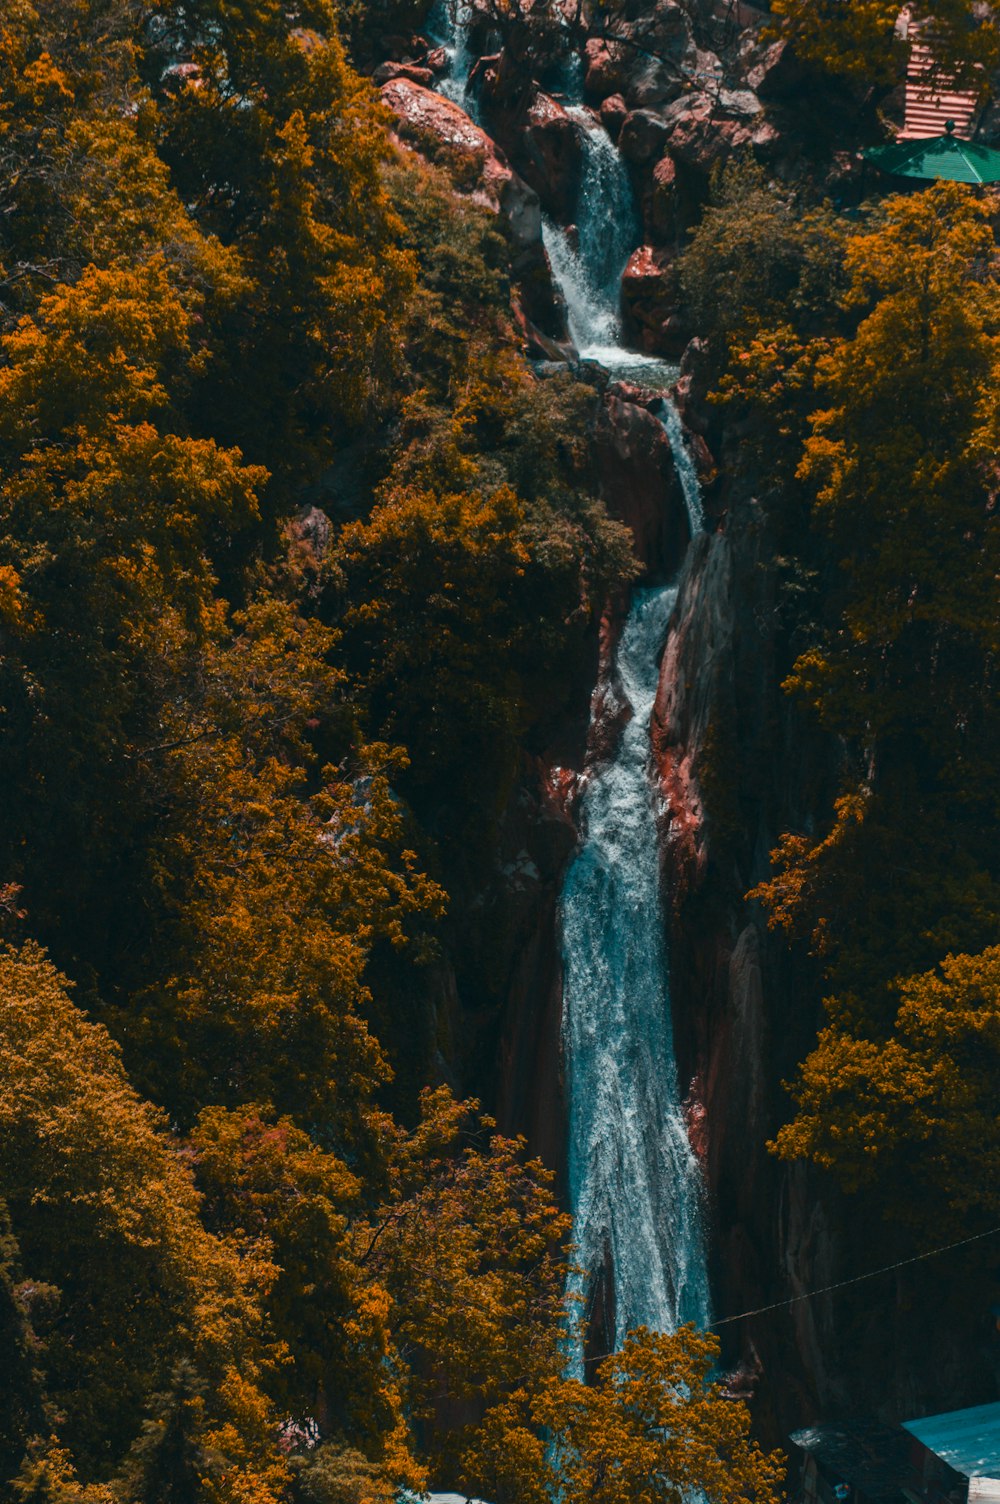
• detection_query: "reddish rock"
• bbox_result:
[647,152,682,242]
[660,88,778,175]
[595,391,690,578]
[510,294,575,363]
[373,60,435,86]
[381,79,571,344]
[621,245,689,357]
[380,78,542,248]
[599,92,629,140]
[518,91,585,220]
[673,336,712,436]
[619,108,670,164]
[424,46,449,75]
[584,37,628,99]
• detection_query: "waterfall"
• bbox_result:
[655,398,706,535]
[429,0,477,109]
[542,107,639,359]
[429,3,712,1360]
[560,588,711,1374]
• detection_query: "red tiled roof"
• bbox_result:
[898,8,982,140]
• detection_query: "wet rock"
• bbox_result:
[584,37,629,99]
[373,60,435,86]
[511,294,576,362]
[674,336,713,436]
[517,91,586,220]
[621,244,690,357]
[599,92,629,141]
[595,391,690,578]
[424,45,449,75]
[619,107,670,164]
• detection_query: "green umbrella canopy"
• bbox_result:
[864,122,1000,184]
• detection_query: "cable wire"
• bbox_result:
[709,1224,1000,1330]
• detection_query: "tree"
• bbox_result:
[768,0,1000,86]
[117,1362,224,1504]
[356,1088,570,1479]
[679,158,845,359]
[463,1326,784,1504]
[772,945,1000,1229]
[128,595,445,1135]
[0,942,275,1475]
[753,184,1000,1012]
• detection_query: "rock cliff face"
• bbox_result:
[649,400,1000,1444]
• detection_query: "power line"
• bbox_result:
[709,1224,1000,1330]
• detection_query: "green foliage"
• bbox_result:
[679,157,845,359]
[464,1326,784,1504]
[768,0,1000,87]
[772,946,1000,1231]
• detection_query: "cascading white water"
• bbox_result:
[542,107,639,359]
[429,3,712,1359]
[560,589,711,1374]
[429,0,477,108]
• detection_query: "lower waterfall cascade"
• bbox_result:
[560,588,712,1375]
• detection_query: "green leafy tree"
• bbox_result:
[464,1326,784,1504]
[0,942,275,1475]
[117,1362,224,1504]
[769,0,1000,86]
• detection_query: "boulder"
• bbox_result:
[618,108,670,164]
[599,92,629,141]
[660,88,778,176]
[619,0,700,109]
[424,46,449,75]
[380,79,571,344]
[517,92,586,220]
[673,337,712,437]
[742,38,804,101]
[646,152,682,243]
[595,392,690,578]
[584,37,628,99]
[380,78,542,248]
[621,244,690,357]
[373,60,435,86]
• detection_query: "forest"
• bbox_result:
[2,0,1000,1500]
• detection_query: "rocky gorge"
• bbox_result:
[370,0,1000,1457]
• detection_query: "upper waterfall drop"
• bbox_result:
[560,587,711,1375]
[542,106,639,360]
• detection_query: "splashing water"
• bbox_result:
[542,107,639,358]
[429,0,478,108]
[655,397,706,535]
[561,587,711,1374]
